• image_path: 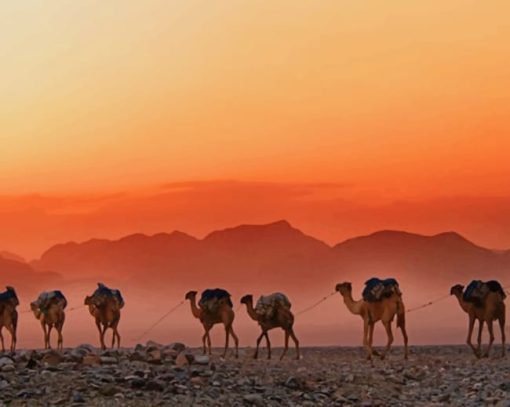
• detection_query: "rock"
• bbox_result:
[99,384,121,397]
[146,340,164,349]
[175,352,194,367]
[99,356,118,364]
[168,342,186,353]
[72,392,86,403]
[194,355,210,365]
[243,394,264,406]
[82,354,101,366]
[284,376,302,390]
[146,348,162,364]
[42,351,64,366]
[1,364,15,373]
[0,356,14,368]
[145,380,165,392]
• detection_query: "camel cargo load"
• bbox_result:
[93,283,125,309]
[199,288,233,313]
[362,278,400,303]
[463,280,507,307]
[255,292,292,319]
[32,290,67,314]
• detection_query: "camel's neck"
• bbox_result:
[454,293,471,313]
[243,300,259,321]
[188,297,202,319]
[342,293,364,316]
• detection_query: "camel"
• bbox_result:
[84,284,123,350]
[0,286,18,353]
[240,294,300,360]
[185,290,239,358]
[31,291,67,350]
[336,282,408,360]
[450,283,506,358]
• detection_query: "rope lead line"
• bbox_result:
[133,300,186,343]
[296,291,337,316]
[406,294,452,314]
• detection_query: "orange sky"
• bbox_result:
[1,1,510,257]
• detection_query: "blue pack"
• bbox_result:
[0,287,17,302]
[200,288,233,308]
[363,278,399,302]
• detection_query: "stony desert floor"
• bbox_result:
[0,344,508,406]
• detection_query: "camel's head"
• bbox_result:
[30,301,42,318]
[185,290,197,301]
[240,294,253,304]
[335,282,352,296]
[84,295,96,306]
[450,284,464,296]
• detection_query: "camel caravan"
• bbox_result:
[0,278,506,360]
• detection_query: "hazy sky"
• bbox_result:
[1,1,510,256]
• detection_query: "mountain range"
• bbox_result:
[3,220,502,297]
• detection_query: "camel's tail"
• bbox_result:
[396,299,406,329]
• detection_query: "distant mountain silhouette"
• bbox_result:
[30,221,510,296]
[0,250,26,263]
[0,256,62,296]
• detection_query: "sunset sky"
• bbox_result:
[1,1,510,258]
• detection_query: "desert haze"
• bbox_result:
[3,220,509,349]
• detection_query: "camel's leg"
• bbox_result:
[400,323,409,360]
[280,331,289,361]
[203,326,212,355]
[47,325,54,349]
[467,315,479,358]
[363,319,371,360]
[229,326,239,358]
[58,313,65,351]
[254,332,264,359]
[111,327,115,349]
[9,324,17,353]
[381,321,393,359]
[222,325,230,358]
[96,320,106,350]
[289,329,300,360]
[0,328,4,353]
[367,322,375,360]
[114,326,121,349]
[499,306,506,357]
[476,319,484,356]
[201,331,208,355]
[264,332,271,360]
[41,320,48,349]
[57,323,64,351]
[483,320,495,358]
[206,332,212,355]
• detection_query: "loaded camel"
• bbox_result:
[0,286,18,353]
[31,291,67,350]
[84,283,124,350]
[185,289,239,358]
[336,282,408,360]
[450,282,506,358]
[240,293,300,360]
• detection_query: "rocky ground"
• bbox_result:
[0,344,508,406]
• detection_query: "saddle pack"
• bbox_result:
[199,288,233,313]
[463,280,506,307]
[362,278,400,303]
[34,290,68,313]
[93,283,125,309]
[255,292,291,319]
